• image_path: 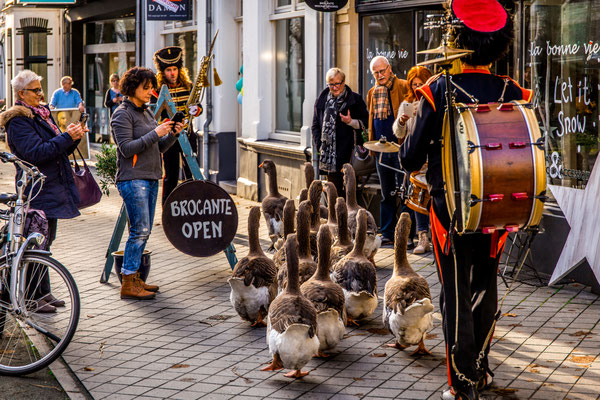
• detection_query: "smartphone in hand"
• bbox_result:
[79,112,89,127]
[170,112,185,136]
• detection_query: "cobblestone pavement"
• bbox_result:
[0,160,598,400]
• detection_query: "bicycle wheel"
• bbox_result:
[0,253,80,375]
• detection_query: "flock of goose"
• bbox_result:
[228,160,435,378]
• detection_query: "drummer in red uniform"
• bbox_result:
[400,1,533,399]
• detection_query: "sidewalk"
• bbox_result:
[0,160,598,400]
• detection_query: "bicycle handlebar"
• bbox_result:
[0,151,45,179]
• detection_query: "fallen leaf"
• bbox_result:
[526,363,541,373]
[343,333,367,338]
[367,328,389,335]
[99,341,106,357]
[425,333,438,340]
[371,352,387,357]
[231,367,252,384]
[208,314,233,321]
[32,384,62,392]
[170,364,190,369]
[489,387,518,394]
[569,331,593,337]
[502,313,517,317]
[352,377,364,381]
[569,355,595,365]
[180,378,196,382]
[508,323,523,327]
[83,367,94,371]
[86,315,96,318]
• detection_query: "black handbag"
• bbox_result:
[350,121,376,176]
[71,148,102,209]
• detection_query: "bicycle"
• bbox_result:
[0,151,80,375]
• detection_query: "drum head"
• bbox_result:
[162,180,239,257]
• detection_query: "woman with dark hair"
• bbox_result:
[111,67,183,300]
[393,65,433,254]
[0,69,86,313]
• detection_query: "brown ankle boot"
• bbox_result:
[121,274,155,300]
[413,231,432,255]
[135,272,159,292]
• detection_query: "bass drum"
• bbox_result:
[442,100,546,234]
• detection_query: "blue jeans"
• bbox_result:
[117,180,158,275]
[376,153,403,240]
[415,210,430,232]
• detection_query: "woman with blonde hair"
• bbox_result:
[393,65,433,254]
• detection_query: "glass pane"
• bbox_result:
[275,18,304,132]
[362,12,413,96]
[29,63,47,101]
[85,18,136,45]
[416,10,443,74]
[28,32,47,57]
[526,0,600,189]
[277,0,291,6]
[165,31,198,81]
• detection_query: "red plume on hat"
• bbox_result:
[450,0,513,66]
[451,0,508,33]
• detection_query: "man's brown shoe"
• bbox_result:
[135,272,159,292]
[35,298,57,313]
[121,274,155,300]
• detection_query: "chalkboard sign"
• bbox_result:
[305,0,348,12]
[162,180,238,257]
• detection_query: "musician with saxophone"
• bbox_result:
[400,1,533,399]
[152,46,197,204]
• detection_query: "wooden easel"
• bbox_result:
[100,85,237,283]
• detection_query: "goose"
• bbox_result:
[278,200,317,292]
[342,164,381,264]
[301,225,346,357]
[273,199,296,269]
[263,234,320,378]
[322,182,338,238]
[304,162,328,219]
[228,207,278,327]
[331,209,378,326]
[330,197,354,267]
[308,180,322,260]
[383,212,434,355]
[259,159,288,252]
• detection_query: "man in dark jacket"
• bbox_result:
[400,1,533,399]
[311,67,369,197]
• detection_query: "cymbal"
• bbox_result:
[363,139,400,153]
[417,52,469,67]
[417,44,473,56]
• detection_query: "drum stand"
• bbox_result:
[499,228,545,287]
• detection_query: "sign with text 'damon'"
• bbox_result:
[162,180,238,257]
[147,0,191,21]
[305,0,348,12]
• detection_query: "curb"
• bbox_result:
[49,356,94,400]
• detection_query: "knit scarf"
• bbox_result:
[372,74,396,120]
[319,87,348,173]
[16,100,61,136]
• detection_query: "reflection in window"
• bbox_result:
[276,17,304,133]
[362,12,413,95]
[165,31,198,78]
[522,0,600,189]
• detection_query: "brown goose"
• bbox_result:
[322,182,338,238]
[277,200,317,292]
[228,207,278,327]
[304,162,328,219]
[301,225,346,357]
[259,160,288,252]
[383,212,434,355]
[299,188,309,203]
[273,199,296,270]
[331,209,378,325]
[308,180,322,260]
[342,163,381,262]
[263,234,319,378]
[330,197,354,267]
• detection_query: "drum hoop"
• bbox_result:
[409,172,428,188]
[462,106,483,232]
[514,99,546,228]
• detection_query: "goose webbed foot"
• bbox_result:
[284,369,310,378]
[250,315,266,327]
[316,351,332,358]
[346,318,360,327]
[261,354,283,371]
[410,339,432,356]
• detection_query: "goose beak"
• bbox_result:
[259,162,264,168]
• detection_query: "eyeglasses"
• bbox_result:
[23,88,43,95]
[327,81,344,88]
[372,65,389,76]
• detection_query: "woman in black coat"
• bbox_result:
[0,69,86,313]
[311,68,369,197]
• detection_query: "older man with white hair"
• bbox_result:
[366,56,408,247]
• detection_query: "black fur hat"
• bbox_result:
[450,0,514,66]
[153,46,184,72]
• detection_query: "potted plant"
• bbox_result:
[95,143,117,195]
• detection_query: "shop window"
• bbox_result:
[275,0,304,13]
[361,12,413,95]
[520,0,600,189]
[85,19,135,45]
[165,31,197,79]
[274,17,305,136]
[23,29,48,96]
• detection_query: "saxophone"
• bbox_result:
[187,30,222,119]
